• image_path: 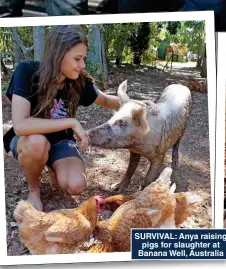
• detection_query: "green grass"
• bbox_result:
[1,82,9,92]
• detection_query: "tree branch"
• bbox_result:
[11,27,33,59]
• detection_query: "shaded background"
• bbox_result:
[0,0,225,31]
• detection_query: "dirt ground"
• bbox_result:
[2,62,211,256]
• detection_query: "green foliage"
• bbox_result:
[0,27,13,59]
[1,82,9,91]
[170,21,205,54]
[45,26,53,35]
[0,21,205,82]
[17,27,33,48]
[85,58,105,81]
[112,23,131,65]
[123,46,134,64]
[141,49,158,65]
[129,23,151,64]
[102,23,132,65]
[166,21,181,35]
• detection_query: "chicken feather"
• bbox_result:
[14,196,101,255]
[88,167,201,253]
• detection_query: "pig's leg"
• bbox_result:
[140,157,164,190]
[111,151,141,192]
[172,139,181,169]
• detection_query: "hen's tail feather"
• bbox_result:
[184,193,202,204]
[155,167,173,187]
[170,183,176,194]
[175,192,202,227]
[13,200,33,224]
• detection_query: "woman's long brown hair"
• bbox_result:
[33,25,93,119]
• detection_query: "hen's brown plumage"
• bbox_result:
[174,192,201,227]
[14,196,100,255]
[88,168,176,252]
[88,168,201,253]
[102,190,200,228]
[101,191,141,211]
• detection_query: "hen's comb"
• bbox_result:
[95,195,104,213]
[95,194,104,202]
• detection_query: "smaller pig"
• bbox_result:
[88,80,191,192]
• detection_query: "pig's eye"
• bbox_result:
[118,120,126,126]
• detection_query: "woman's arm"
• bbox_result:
[12,94,89,151]
[94,90,120,110]
[12,95,75,136]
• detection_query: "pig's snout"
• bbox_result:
[88,123,113,147]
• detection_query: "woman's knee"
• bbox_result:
[58,173,87,195]
[20,134,50,160]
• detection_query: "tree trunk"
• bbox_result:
[11,27,33,64]
[87,25,107,89]
[200,43,207,78]
[196,47,202,67]
[100,27,108,89]
[197,40,205,68]
[200,51,207,78]
[200,58,207,78]
[33,26,45,61]
[11,28,22,65]
[87,25,102,67]
[197,55,201,68]
[115,36,124,67]
[1,58,8,75]
[133,53,141,65]
[116,57,121,67]
[115,47,123,67]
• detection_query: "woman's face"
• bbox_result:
[59,42,87,82]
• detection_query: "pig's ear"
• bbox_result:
[117,80,130,105]
[132,105,146,126]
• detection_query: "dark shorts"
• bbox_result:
[9,136,83,168]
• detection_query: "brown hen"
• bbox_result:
[102,190,200,228]
[88,168,201,253]
[13,196,102,255]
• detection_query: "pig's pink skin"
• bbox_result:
[88,81,191,191]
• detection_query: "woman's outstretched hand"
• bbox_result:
[71,119,89,152]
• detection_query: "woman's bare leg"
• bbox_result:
[52,156,87,195]
[17,135,50,211]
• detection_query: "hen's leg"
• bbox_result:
[112,151,141,192]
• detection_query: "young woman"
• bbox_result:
[3,25,120,211]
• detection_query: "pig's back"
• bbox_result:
[158,84,191,110]
[156,84,191,120]
[146,84,191,152]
